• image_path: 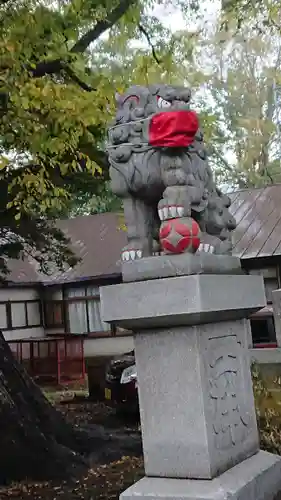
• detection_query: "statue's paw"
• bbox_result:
[196,233,218,255]
[121,245,143,262]
[213,240,232,255]
[158,199,185,221]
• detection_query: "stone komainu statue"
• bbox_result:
[107,84,236,261]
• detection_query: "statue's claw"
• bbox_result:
[196,233,220,255]
[121,248,142,261]
[197,243,215,254]
[121,239,161,261]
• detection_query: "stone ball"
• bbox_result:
[159,217,201,254]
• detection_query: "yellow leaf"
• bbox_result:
[0,157,9,170]
[6,43,15,53]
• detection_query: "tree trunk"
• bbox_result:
[0,332,91,484]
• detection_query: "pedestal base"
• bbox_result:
[121,451,281,500]
[122,253,243,283]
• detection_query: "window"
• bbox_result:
[250,316,277,346]
[65,286,99,298]
[44,301,64,328]
[26,302,41,327]
[68,301,88,334]
[86,286,99,297]
[65,285,110,335]
[11,302,26,328]
[0,303,8,329]
[66,288,86,298]
[7,300,42,329]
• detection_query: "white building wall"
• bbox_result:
[4,327,44,342]
[42,287,63,301]
[84,335,134,358]
[0,287,40,301]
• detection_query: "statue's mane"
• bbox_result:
[107,84,204,166]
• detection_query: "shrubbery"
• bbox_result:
[252,363,281,455]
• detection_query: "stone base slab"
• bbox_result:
[120,451,281,500]
[122,253,243,283]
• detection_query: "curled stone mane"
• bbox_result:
[107,84,236,261]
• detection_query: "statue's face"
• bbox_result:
[114,85,192,124]
[109,85,198,151]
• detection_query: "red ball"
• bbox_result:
[159,217,201,254]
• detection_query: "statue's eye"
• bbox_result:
[157,97,171,108]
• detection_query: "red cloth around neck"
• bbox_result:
[149,110,199,148]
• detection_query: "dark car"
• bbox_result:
[104,351,138,415]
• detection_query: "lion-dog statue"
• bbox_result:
[107,84,236,261]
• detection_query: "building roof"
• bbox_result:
[229,185,281,259]
[7,213,126,285]
[5,184,281,285]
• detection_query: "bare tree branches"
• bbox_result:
[138,23,162,65]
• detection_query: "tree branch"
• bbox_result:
[31,59,62,78]
[79,144,110,175]
[209,145,234,172]
[71,0,134,54]
[138,24,162,65]
[31,0,134,79]
[63,66,95,92]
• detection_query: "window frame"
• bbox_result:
[65,296,113,336]
[63,285,113,337]
[43,285,131,338]
[0,300,43,330]
[250,315,277,347]
[43,300,66,329]
[0,302,10,330]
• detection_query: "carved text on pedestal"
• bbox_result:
[207,335,249,450]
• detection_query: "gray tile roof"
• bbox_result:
[6,184,281,284]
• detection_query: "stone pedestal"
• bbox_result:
[101,273,281,500]
[134,320,258,479]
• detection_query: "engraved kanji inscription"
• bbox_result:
[208,335,249,450]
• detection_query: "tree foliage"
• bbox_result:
[193,20,281,188]
[1,0,281,276]
[0,0,197,275]
[220,0,281,33]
